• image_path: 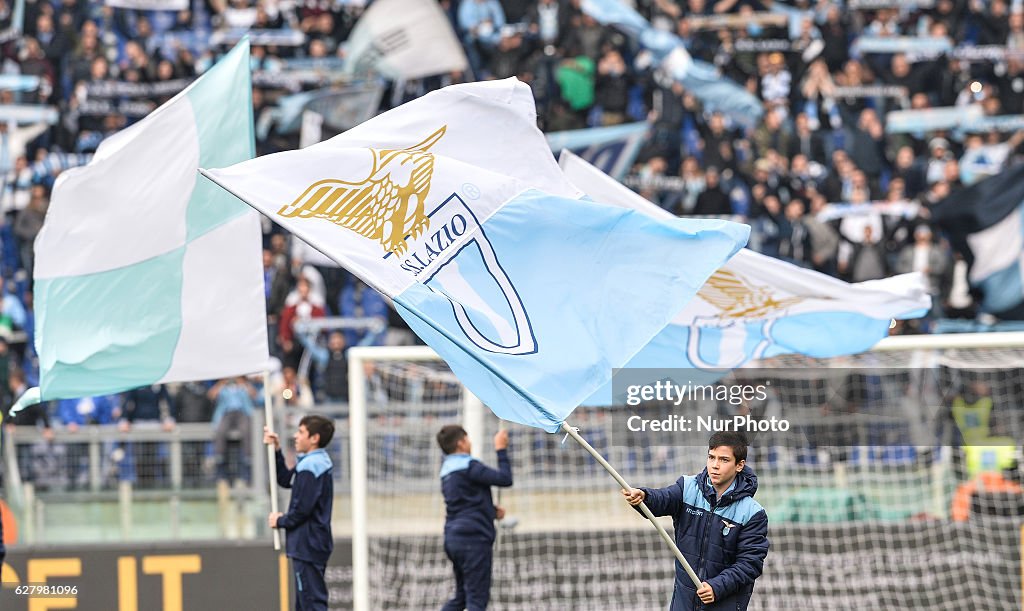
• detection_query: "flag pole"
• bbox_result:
[263,370,282,551]
[560,421,701,589]
[494,418,506,551]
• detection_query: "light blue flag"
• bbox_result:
[558,151,932,404]
[202,78,751,432]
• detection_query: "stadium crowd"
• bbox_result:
[0,0,1023,466]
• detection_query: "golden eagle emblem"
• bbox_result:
[277,126,447,256]
[697,270,805,319]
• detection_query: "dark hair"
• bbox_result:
[300,415,335,448]
[709,431,747,462]
[437,424,467,455]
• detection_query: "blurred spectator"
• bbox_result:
[692,166,731,216]
[120,384,174,432]
[278,275,326,369]
[0,121,50,177]
[338,277,388,347]
[841,225,889,283]
[57,395,119,431]
[5,369,50,436]
[209,376,258,482]
[14,184,49,277]
[804,193,840,275]
[895,225,950,303]
[302,331,349,404]
[273,365,313,409]
[458,0,507,79]
[263,247,293,341]
[595,49,630,126]
[779,199,813,267]
[174,381,215,424]
[4,368,53,485]
[753,107,792,160]
[669,156,705,215]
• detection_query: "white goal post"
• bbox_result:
[348,345,486,611]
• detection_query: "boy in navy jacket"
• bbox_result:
[622,432,769,611]
[265,415,335,611]
[437,425,513,611]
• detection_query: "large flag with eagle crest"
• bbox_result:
[201,78,750,432]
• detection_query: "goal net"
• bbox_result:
[346,338,1024,610]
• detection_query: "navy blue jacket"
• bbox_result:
[440,450,512,544]
[640,468,769,611]
[276,448,334,565]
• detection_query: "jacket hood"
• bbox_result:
[696,466,758,507]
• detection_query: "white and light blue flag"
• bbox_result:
[931,163,1024,317]
[545,122,648,180]
[559,151,931,404]
[344,0,468,80]
[202,79,749,432]
[18,40,268,410]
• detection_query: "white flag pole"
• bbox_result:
[264,370,282,551]
[560,422,702,589]
[494,418,507,551]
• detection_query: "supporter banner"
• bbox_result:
[0,75,39,92]
[105,0,188,9]
[210,29,306,47]
[816,201,921,223]
[832,85,908,99]
[849,0,934,7]
[546,122,648,180]
[688,12,787,30]
[344,0,468,80]
[734,39,803,53]
[888,107,1024,135]
[252,72,317,91]
[853,36,952,57]
[885,105,983,134]
[85,79,192,100]
[622,173,687,192]
[952,45,1024,62]
[76,99,155,118]
[0,104,59,124]
[963,114,1024,133]
[281,57,348,72]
